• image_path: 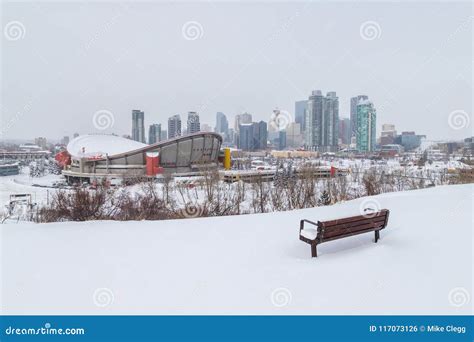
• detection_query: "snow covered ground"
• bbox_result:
[1,184,472,315]
[0,174,55,211]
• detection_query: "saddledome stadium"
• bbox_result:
[62,132,223,183]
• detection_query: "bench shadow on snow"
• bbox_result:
[289,226,397,259]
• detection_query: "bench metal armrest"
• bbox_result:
[300,219,318,232]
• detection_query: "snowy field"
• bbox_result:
[1,184,472,315]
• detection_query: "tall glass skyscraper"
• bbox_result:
[215,112,229,140]
[238,121,267,151]
[187,111,200,134]
[295,100,307,133]
[339,118,351,145]
[132,110,145,143]
[350,95,368,137]
[168,114,182,139]
[356,99,377,152]
[305,90,339,152]
[305,90,323,149]
[148,124,161,144]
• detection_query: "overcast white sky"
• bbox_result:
[1,1,472,141]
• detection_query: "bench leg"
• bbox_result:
[375,230,380,243]
[311,243,318,258]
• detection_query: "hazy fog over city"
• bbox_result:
[2,1,472,141]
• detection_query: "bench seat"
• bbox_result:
[299,209,390,257]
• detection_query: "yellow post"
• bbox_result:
[224,148,231,170]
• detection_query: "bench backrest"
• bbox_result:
[317,209,389,242]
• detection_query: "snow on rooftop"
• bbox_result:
[67,134,148,158]
[1,184,472,315]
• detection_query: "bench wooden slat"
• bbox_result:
[320,218,387,238]
[320,222,386,240]
[299,209,390,257]
[320,227,385,243]
[321,209,389,227]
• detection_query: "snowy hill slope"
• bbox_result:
[1,185,472,315]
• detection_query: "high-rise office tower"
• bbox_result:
[286,122,303,147]
[338,118,351,145]
[132,110,146,143]
[215,112,229,137]
[234,112,253,147]
[256,120,268,150]
[305,90,323,150]
[148,124,161,144]
[238,121,267,151]
[168,114,182,139]
[323,91,339,151]
[278,130,287,150]
[295,100,307,133]
[305,90,339,152]
[187,111,200,134]
[238,123,254,151]
[380,124,397,145]
[350,95,368,137]
[356,99,377,152]
[234,112,252,132]
[227,128,235,145]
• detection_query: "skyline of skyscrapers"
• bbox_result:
[123,90,390,153]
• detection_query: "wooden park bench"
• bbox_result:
[299,209,390,257]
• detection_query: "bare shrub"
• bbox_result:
[37,186,108,222]
[362,170,382,196]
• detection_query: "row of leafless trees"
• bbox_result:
[34,166,468,223]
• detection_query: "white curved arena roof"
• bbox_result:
[67,134,148,158]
